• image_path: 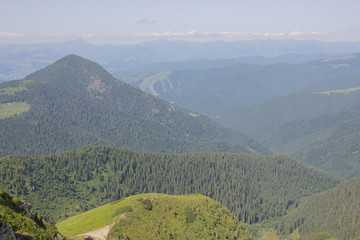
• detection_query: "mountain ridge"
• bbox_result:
[0,54,269,157]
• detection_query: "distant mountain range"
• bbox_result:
[124,53,360,116]
[2,39,360,82]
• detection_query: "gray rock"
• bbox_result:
[0,219,16,240]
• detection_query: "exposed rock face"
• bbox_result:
[0,219,16,240]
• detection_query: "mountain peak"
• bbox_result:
[23,54,117,92]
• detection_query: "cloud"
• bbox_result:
[138,18,158,24]
[81,33,97,38]
[139,30,197,37]
[219,31,261,37]
[0,32,24,38]
[217,31,327,39]
[289,31,328,37]
[263,32,286,37]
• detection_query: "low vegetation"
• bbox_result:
[0,189,60,239]
[57,193,251,240]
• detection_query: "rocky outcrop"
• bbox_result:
[0,219,16,240]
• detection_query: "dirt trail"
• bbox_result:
[77,225,111,240]
[75,214,125,239]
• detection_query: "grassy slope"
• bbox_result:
[57,193,251,240]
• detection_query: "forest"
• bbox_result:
[0,145,339,226]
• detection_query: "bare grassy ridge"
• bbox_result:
[57,193,251,240]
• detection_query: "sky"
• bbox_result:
[1,0,360,45]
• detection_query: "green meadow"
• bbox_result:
[0,102,31,119]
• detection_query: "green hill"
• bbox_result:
[276,177,360,240]
[0,145,340,225]
[56,193,251,240]
[0,189,60,239]
[0,54,269,157]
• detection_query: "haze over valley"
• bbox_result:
[1,1,360,239]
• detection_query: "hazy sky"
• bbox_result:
[1,0,360,44]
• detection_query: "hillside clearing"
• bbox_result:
[0,102,31,119]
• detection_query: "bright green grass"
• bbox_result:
[140,71,172,91]
[0,102,31,119]
[56,193,249,240]
[259,230,280,240]
[0,80,34,96]
[313,86,360,95]
[56,196,129,236]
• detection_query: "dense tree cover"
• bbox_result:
[0,189,60,239]
[276,177,360,240]
[220,88,360,179]
[57,193,252,240]
[251,109,360,179]
[0,54,269,157]
[0,145,340,225]
[222,90,360,136]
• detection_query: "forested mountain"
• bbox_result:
[0,189,60,239]
[0,54,269,157]
[120,53,360,116]
[0,145,340,225]
[276,177,360,240]
[56,193,251,240]
[1,39,359,82]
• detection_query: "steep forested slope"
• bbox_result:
[0,54,269,157]
[0,145,340,224]
[277,177,360,240]
[220,89,360,135]
[228,91,360,179]
[56,193,251,240]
